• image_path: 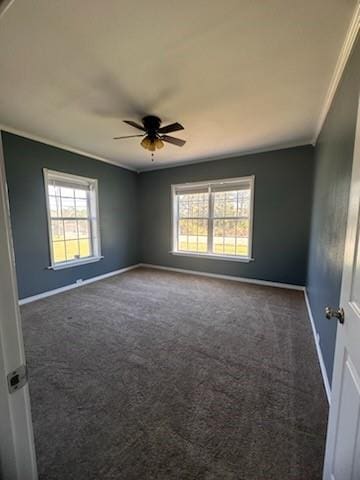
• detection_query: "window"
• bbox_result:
[172,176,254,261]
[44,169,102,270]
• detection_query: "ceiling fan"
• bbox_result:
[113,115,186,152]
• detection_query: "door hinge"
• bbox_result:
[7,364,28,394]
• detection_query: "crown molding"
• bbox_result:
[138,140,311,173]
[312,2,360,145]
[0,124,137,172]
[0,122,311,174]
[0,0,15,19]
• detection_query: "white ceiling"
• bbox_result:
[0,0,357,171]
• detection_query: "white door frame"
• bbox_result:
[322,95,360,478]
[0,133,38,479]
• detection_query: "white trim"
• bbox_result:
[312,2,360,144]
[0,126,38,479]
[0,125,137,172]
[43,168,102,269]
[323,95,360,479]
[0,0,15,18]
[48,255,104,270]
[19,264,140,305]
[44,168,99,187]
[139,263,305,291]
[172,175,255,191]
[304,290,331,404]
[170,251,253,263]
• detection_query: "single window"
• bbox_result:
[44,169,102,269]
[172,176,254,261]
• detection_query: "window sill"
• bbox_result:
[169,251,254,263]
[48,256,104,271]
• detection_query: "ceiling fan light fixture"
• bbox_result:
[140,136,152,150]
[155,138,164,150]
[115,116,185,159]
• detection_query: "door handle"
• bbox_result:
[325,306,345,324]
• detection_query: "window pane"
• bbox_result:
[178,192,208,218]
[61,197,76,217]
[79,238,91,258]
[75,199,88,217]
[224,191,237,217]
[214,192,225,217]
[75,188,87,199]
[236,238,249,256]
[224,219,236,236]
[52,241,66,263]
[178,219,207,252]
[224,236,236,255]
[49,196,61,218]
[48,185,61,197]
[51,220,64,241]
[235,219,249,256]
[179,219,190,236]
[213,219,224,254]
[213,219,249,256]
[178,197,189,218]
[60,186,74,198]
[64,220,78,240]
[65,240,80,260]
[223,220,237,255]
[237,190,250,217]
[78,220,90,238]
[215,190,248,218]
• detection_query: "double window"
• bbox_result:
[44,169,101,269]
[172,176,254,261]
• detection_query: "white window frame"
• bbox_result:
[171,176,255,262]
[43,169,102,270]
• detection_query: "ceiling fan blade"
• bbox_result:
[123,120,145,131]
[113,134,144,140]
[161,135,186,147]
[158,122,184,134]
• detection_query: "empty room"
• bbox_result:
[1,1,360,479]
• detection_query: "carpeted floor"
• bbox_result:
[21,267,328,479]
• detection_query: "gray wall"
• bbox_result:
[139,146,314,286]
[2,132,139,299]
[307,35,360,384]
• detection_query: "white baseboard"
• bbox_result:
[19,262,304,305]
[19,263,141,305]
[138,263,305,291]
[304,290,331,404]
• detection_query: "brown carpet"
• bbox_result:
[21,267,328,479]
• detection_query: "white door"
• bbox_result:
[0,134,38,479]
[323,96,360,479]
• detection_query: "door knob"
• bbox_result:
[325,306,345,324]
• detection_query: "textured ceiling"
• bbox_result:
[0,0,357,170]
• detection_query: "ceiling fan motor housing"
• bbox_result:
[143,115,161,139]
